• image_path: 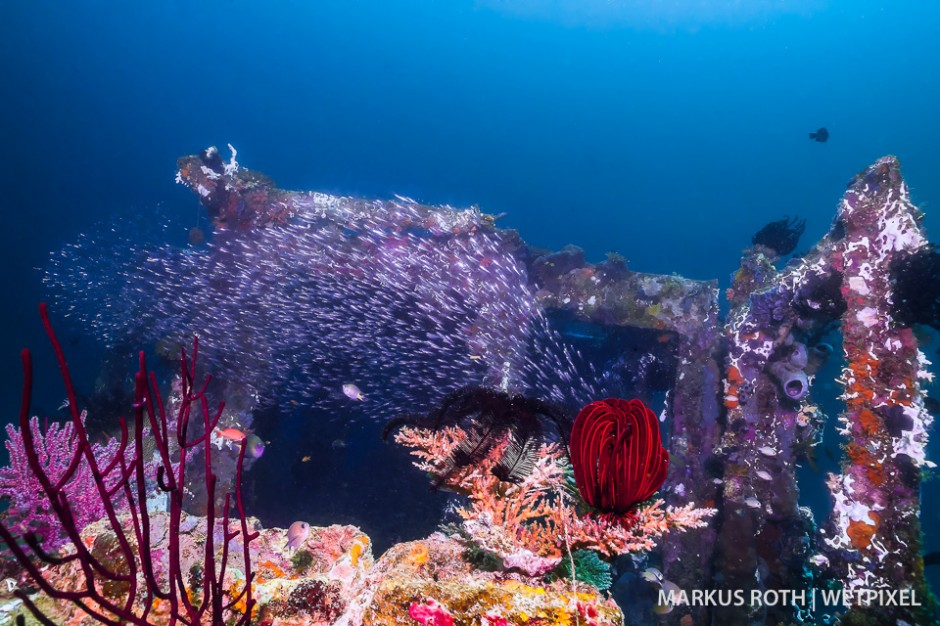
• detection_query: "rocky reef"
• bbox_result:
[1,518,622,626]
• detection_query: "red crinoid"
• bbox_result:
[570,398,669,516]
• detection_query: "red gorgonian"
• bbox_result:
[569,398,669,516]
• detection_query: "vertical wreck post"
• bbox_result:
[825,156,935,624]
[716,156,937,625]
[717,242,832,625]
[658,282,723,625]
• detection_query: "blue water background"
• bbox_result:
[2,0,939,593]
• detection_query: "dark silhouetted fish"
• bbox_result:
[809,127,829,142]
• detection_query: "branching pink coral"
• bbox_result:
[393,426,466,476]
[0,412,122,551]
[395,426,715,567]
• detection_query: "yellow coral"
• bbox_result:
[350,539,365,567]
[407,543,429,567]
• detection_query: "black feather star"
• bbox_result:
[752,215,806,257]
[383,386,572,486]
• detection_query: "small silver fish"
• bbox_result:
[745,497,761,509]
[757,446,778,457]
[641,567,664,584]
[286,521,310,551]
[342,383,366,401]
[756,470,773,481]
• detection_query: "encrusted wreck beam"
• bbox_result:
[718,233,835,625]
[824,156,935,624]
[718,156,935,625]
[177,145,501,236]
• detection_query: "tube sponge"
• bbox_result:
[769,341,811,401]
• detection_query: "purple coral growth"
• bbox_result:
[0,413,121,551]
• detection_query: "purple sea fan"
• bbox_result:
[0,412,122,551]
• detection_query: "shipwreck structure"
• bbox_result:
[174,149,937,625]
[8,149,935,625]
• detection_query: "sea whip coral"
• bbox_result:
[570,398,669,515]
[0,304,257,625]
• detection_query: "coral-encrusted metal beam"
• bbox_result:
[714,156,939,625]
[718,232,833,625]
[824,156,935,623]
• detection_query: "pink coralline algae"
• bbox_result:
[408,598,455,626]
[483,614,510,626]
[0,413,121,551]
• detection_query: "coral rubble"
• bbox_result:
[2,521,627,626]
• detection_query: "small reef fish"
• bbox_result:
[652,579,681,615]
[757,446,778,457]
[58,398,70,411]
[756,470,773,481]
[215,427,247,442]
[301,455,312,463]
[809,127,829,143]
[245,434,266,459]
[641,567,664,584]
[342,383,366,401]
[745,497,761,509]
[286,521,310,550]
[331,439,347,449]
